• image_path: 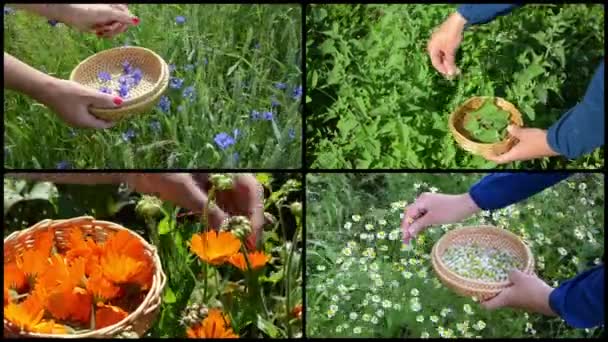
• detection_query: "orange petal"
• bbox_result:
[100,253,145,284]
[95,303,128,329]
[4,262,28,292]
[32,319,68,334]
[190,231,241,266]
[87,273,121,302]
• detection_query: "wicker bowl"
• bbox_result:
[431,225,534,301]
[69,47,169,121]
[3,216,166,339]
[449,96,524,159]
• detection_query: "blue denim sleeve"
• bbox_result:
[547,61,605,159]
[549,265,605,328]
[456,4,522,26]
[468,173,571,210]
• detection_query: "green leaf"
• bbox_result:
[163,287,177,304]
[158,215,174,235]
[256,315,281,338]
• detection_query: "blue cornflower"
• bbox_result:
[118,75,129,85]
[183,86,195,101]
[274,82,287,90]
[169,64,176,73]
[122,129,136,142]
[118,84,129,98]
[288,128,296,140]
[150,120,161,133]
[48,19,58,26]
[250,110,261,120]
[175,16,186,24]
[184,64,195,71]
[271,95,280,107]
[169,77,184,89]
[214,132,236,150]
[98,71,112,82]
[262,111,273,121]
[4,6,14,15]
[99,86,112,94]
[132,68,143,85]
[158,95,171,113]
[292,85,302,100]
[122,60,132,74]
[56,161,71,169]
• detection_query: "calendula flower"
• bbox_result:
[65,229,104,276]
[32,319,68,334]
[229,251,270,271]
[186,308,238,338]
[87,271,122,302]
[4,293,45,331]
[46,286,92,323]
[100,231,152,288]
[100,252,146,285]
[4,262,27,292]
[96,303,129,329]
[190,231,241,265]
[17,249,50,280]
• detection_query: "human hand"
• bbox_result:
[483,125,560,164]
[427,11,467,77]
[401,192,480,244]
[36,79,121,129]
[54,4,137,38]
[125,174,264,250]
[480,270,557,317]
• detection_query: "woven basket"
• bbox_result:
[69,47,169,121]
[431,225,534,301]
[449,96,524,159]
[3,216,166,338]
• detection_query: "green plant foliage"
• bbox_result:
[463,100,511,143]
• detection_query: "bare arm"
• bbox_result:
[4,52,60,103]
[5,173,125,185]
[9,4,65,19]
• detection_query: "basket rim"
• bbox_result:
[69,46,167,106]
[91,59,169,117]
[3,216,167,338]
[431,225,534,287]
[449,96,523,148]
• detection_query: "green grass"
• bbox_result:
[4,4,302,169]
[4,173,303,338]
[306,4,604,169]
[306,173,604,338]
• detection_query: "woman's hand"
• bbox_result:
[483,125,560,164]
[401,192,480,244]
[38,79,121,129]
[481,270,557,317]
[13,4,138,38]
[427,12,467,77]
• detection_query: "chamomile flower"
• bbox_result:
[352,215,361,222]
[416,315,425,323]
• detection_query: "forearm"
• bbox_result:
[5,173,126,186]
[547,61,605,159]
[9,4,67,20]
[4,52,59,102]
[469,173,571,210]
[549,265,605,328]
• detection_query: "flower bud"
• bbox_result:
[290,202,302,217]
[135,195,163,219]
[220,215,252,240]
[209,174,233,191]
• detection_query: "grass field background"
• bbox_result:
[4,4,302,169]
[4,173,302,338]
[306,4,604,169]
[306,173,604,338]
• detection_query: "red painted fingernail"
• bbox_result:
[113,97,123,105]
[132,17,140,25]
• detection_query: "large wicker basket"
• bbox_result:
[69,47,169,121]
[431,225,534,301]
[449,96,524,159]
[3,216,166,338]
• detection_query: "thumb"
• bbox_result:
[480,289,511,310]
[506,125,523,139]
[86,90,124,109]
[506,269,527,284]
[404,215,432,243]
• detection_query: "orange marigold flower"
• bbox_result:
[5,287,11,306]
[100,252,146,285]
[86,272,121,302]
[4,292,45,331]
[189,231,241,266]
[33,228,55,257]
[46,286,91,323]
[32,319,68,334]
[95,303,128,329]
[228,251,270,271]
[186,308,238,338]
[17,249,50,280]
[65,229,104,276]
[104,230,147,262]
[4,262,28,292]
